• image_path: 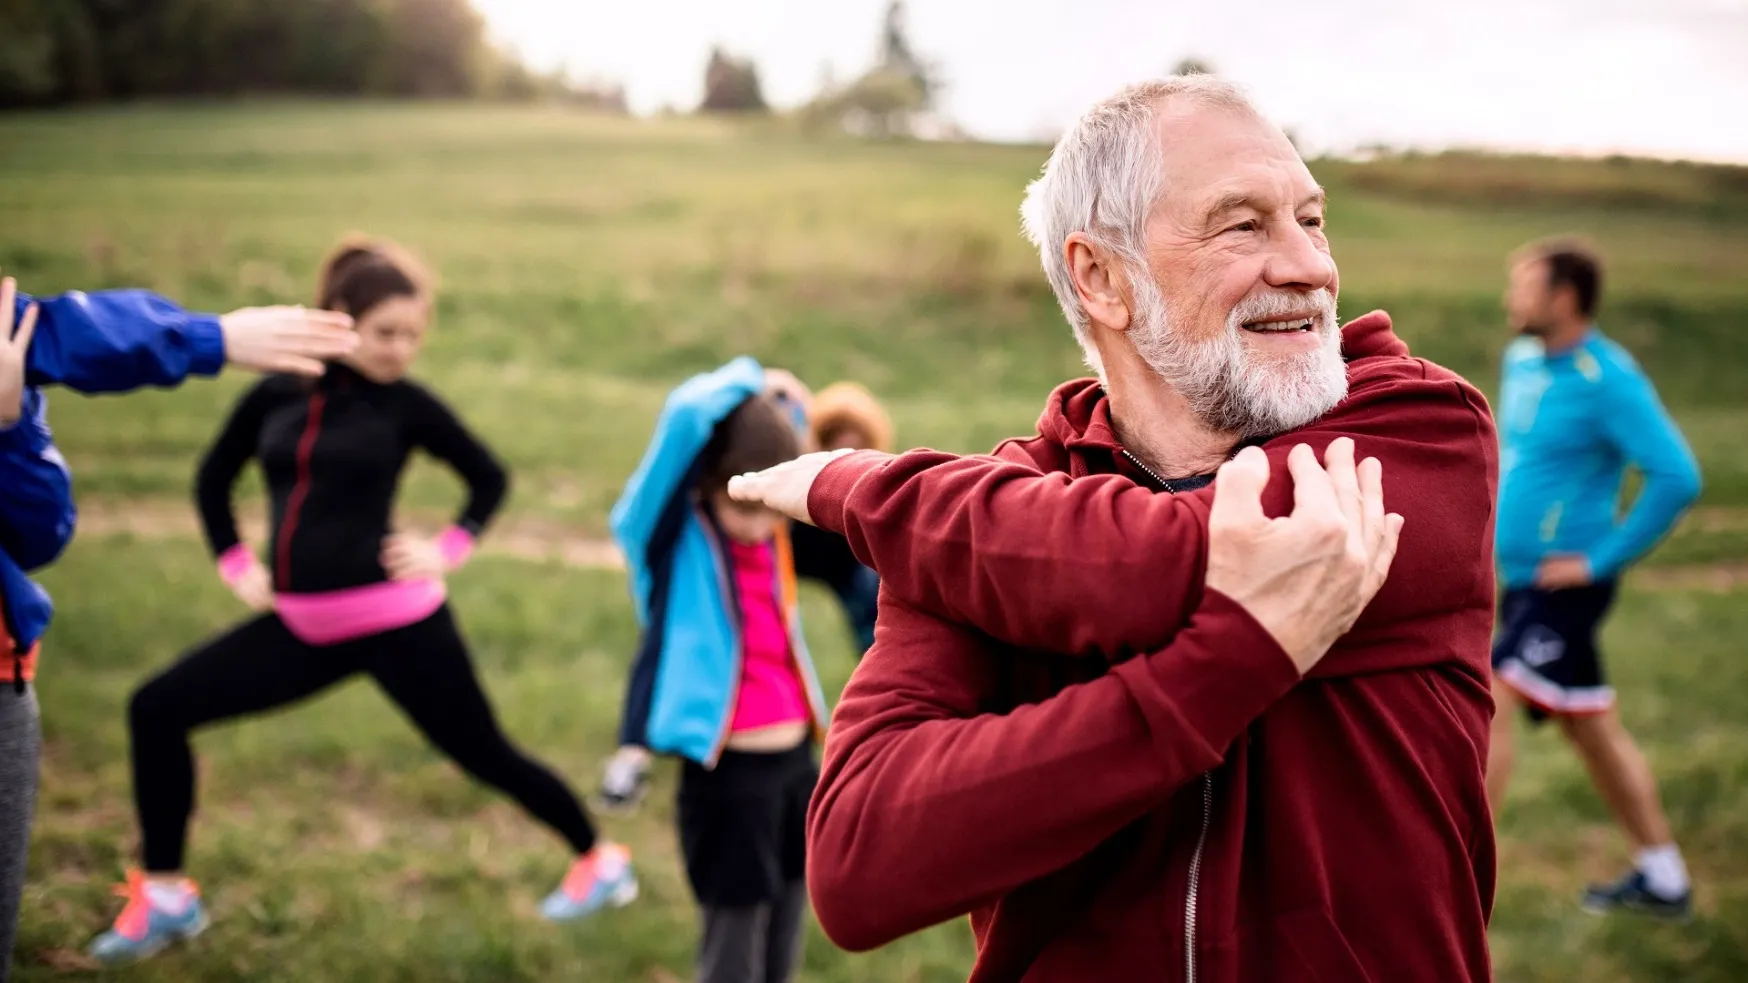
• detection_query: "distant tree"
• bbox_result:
[700,46,767,113]
[800,1,943,138]
[1172,57,1215,76]
[0,3,60,105]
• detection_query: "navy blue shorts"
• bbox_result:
[1491,581,1619,723]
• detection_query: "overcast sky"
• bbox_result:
[474,0,1748,161]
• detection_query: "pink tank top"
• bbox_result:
[727,539,809,733]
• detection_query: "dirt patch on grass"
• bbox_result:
[73,498,626,571]
[1634,562,1748,593]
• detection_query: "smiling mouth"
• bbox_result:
[1243,317,1317,333]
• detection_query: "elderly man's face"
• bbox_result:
[1129,106,1346,436]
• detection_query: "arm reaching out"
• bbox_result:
[734,362,1494,664]
[5,270,355,393]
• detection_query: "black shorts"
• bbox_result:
[1491,581,1619,723]
[677,742,817,907]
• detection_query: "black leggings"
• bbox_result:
[128,605,596,872]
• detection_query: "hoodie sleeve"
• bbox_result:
[807,588,1299,951]
[807,366,1498,670]
[0,388,75,572]
[20,290,226,393]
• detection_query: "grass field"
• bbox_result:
[2,101,1746,982]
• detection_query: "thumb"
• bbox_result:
[1210,445,1269,527]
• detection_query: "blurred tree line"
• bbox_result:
[0,0,617,108]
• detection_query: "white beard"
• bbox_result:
[1128,274,1348,438]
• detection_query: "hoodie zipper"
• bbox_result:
[1123,445,1216,982]
[1122,449,1172,489]
[1185,773,1213,983]
[275,393,326,590]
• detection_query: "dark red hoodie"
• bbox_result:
[805,312,1499,982]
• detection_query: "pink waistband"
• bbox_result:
[274,578,447,646]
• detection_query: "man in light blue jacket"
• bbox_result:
[1487,239,1702,920]
[0,274,353,979]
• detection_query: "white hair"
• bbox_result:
[1020,75,1261,379]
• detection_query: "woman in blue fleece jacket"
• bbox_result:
[0,274,354,981]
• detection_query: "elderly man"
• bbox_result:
[731,76,1498,982]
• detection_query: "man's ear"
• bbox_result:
[1066,233,1133,333]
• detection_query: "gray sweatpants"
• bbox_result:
[0,685,40,983]
[697,880,807,983]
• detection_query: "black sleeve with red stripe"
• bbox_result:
[404,381,509,536]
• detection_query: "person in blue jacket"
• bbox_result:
[597,358,830,983]
[0,273,355,980]
[1486,239,1704,920]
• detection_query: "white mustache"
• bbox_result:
[1229,288,1337,329]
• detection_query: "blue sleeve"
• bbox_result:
[609,357,765,620]
[19,290,226,393]
[1585,362,1702,578]
[0,388,76,572]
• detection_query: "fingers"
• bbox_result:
[269,355,330,378]
[726,471,765,505]
[1371,513,1406,592]
[1210,444,1270,527]
[1358,455,1384,548]
[231,305,356,332]
[292,308,354,331]
[1285,442,1338,520]
[0,277,14,336]
[292,328,360,357]
[14,303,38,352]
[1323,438,1361,530]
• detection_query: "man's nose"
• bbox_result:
[1263,222,1335,292]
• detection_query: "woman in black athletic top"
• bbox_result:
[89,237,635,965]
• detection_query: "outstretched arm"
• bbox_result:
[742,366,1495,663]
[19,287,226,392]
[5,270,354,393]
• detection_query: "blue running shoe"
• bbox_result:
[541,843,638,921]
[89,871,209,963]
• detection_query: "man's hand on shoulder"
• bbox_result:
[1206,438,1405,674]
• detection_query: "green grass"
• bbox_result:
[19,539,974,983]
[2,100,1745,981]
